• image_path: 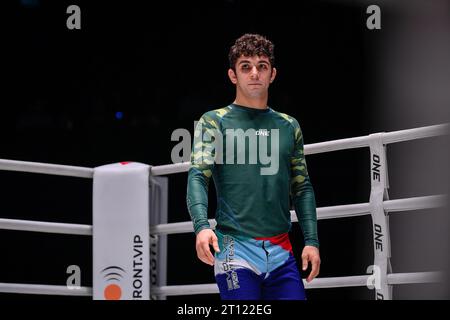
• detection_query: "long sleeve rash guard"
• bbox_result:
[186,104,319,248]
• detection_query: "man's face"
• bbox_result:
[228,55,277,99]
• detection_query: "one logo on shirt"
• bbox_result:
[256,129,270,136]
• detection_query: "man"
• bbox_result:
[186,33,320,300]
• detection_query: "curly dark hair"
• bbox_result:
[228,33,275,71]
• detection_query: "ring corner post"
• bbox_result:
[368,133,393,300]
[92,162,150,300]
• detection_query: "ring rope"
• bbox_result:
[152,272,444,296]
[1,125,447,177]
[1,271,442,297]
[0,195,445,236]
[0,282,92,296]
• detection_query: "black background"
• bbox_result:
[1,0,449,301]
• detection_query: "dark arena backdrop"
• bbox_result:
[1,0,449,301]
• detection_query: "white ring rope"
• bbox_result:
[0,271,442,297]
[151,162,191,176]
[305,123,449,155]
[140,272,446,296]
[0,283,92,296]
[150,195,447,236]
[0,195,445,236]
[153,123,450,174]
[1,124,447,178]
[0,218,92,235]
[384,195,447,213]
[0,123,448,297]
[0,159,94,178]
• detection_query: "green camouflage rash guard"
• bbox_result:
[186,103,319,248]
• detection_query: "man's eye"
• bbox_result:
[257,64,268,71]
[241,64,250,71]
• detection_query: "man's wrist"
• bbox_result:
[304,241,319,249]
[194,225,212,235]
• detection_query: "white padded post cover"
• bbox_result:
[93,162,150,300]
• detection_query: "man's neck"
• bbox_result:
[233,96,268,110]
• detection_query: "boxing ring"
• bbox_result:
[0,123,448,300]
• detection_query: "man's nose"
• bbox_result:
[250,66,259,78]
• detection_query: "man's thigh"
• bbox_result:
[262,255,306,300]
[215,268,263,300]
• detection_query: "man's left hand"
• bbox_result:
[301,245,321,282]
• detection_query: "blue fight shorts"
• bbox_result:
[214,230,306,300]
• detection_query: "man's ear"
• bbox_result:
[228,68,237,84]
[270,67,277,83]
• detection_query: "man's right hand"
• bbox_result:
[196,229,220,266]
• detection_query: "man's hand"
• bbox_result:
[196,229,220,266]
[301,245,321,282]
